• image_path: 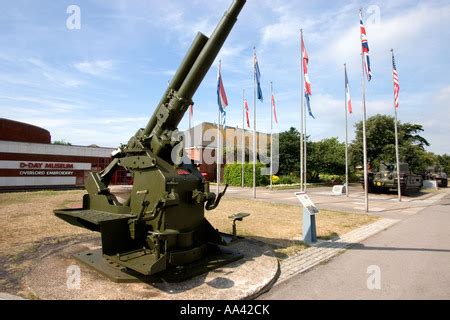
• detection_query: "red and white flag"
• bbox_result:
[271,93,278,124]
[244,98,250,128]
[301,37,312,96]
[345,66,353,114]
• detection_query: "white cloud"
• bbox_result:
[74,60,115,76]
[162,70,176,76]
[0,95,86,113]
[24,58,86,88]
[317,2,450,71]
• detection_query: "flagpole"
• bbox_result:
[344,64,349,197]
[391,49,402,202]
[304,95,307,192]
[217,111,221,196]
[270,82,273,191]
[360,10,369,212]
[300,29,304,192]
[189,107,192,134]
[253,47,257,199]
[242,89,245,188]
[217,61,221,197]
[189,106,192,152]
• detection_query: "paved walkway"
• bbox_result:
[225,185,447,220]
[276,218,399,284]
[259,189,450,300]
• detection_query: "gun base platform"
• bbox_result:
[74,245,243,283]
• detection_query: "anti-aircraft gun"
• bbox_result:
[55,0,246,281]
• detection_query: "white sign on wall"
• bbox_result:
[0,161,91,171]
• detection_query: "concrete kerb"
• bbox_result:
[275,218,400,285]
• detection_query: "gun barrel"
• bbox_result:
[177,0,245,100]
[143,0,246,139]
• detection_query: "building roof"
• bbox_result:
[0,118,51,144]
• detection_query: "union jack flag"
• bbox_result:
[360,11,372,81]
[392,52,400,109]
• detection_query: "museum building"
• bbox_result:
[0,118,128,191]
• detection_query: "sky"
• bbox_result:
[0,0,449,154]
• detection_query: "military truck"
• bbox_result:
[363,162,423,195]
[424,165,448,187]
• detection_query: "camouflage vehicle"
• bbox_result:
[424,165,448,187]
[363,162,423,195]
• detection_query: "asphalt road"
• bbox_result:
[259,190,450,300]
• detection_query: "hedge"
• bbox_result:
[224,163,270,187]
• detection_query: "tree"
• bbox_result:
[308,137,346,180]
[350,114,430,173]
[278,129,345,180]
[278,127,300,176]
[437,154,450,174]
[53,139,72,146]
[278,127,310,176]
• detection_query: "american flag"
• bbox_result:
[217,61,228,124]
[301,35,314,119]
[271,93,278,124]
[360,11,372,81]
[392,52,400,109]
[189,104,193,118]
[244,98,250,128]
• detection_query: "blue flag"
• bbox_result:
[305,93,315,119]
[222,111,226,126]
[254,52,263,102]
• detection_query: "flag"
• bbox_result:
[360,11,372,81]
[301,37,312,96]
[189,104,193,118]
[217,61,228,115]
[305,93,315,119]
[271,93,278,124]
[302,36,314,119]
[254,52,263,102]
[345,67,353,114]
[244,98,250,128]
[392,52,400,109]
[222,111,226,126]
